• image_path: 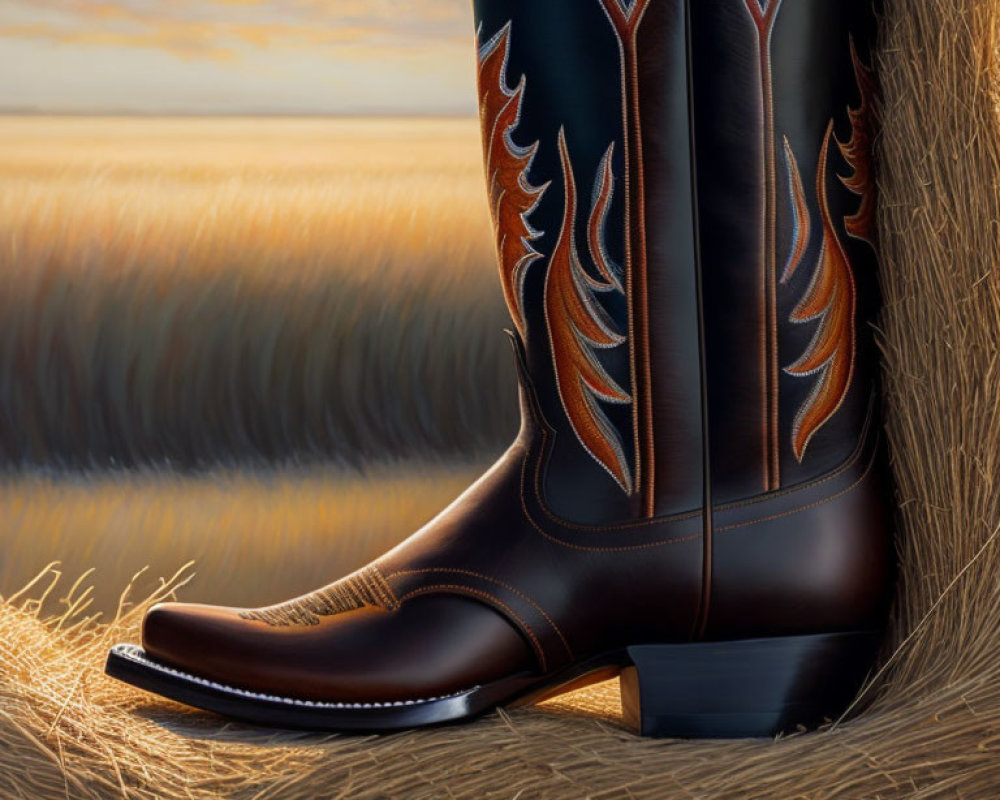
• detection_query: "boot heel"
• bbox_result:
[620,631,881,738]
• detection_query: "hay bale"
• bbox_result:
[3,0,1000,796]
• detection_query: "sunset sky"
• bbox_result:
[1,0,478,114]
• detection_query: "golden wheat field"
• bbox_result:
[0,112,514,606]
[0,464,484,615]
[0,116,515,469]
[0,112,514,638]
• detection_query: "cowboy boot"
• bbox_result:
[106,0,895,738]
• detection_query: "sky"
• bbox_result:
[0,0,478,115]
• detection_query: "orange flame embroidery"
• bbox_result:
[477,23,548,335]
[545,128,632,492]
[784,122,857,462]
[588,144,624,294]
[837,37,877,246]
[780,135,811,284]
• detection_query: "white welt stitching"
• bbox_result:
[111,644,476,710]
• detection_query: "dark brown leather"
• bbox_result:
[140,0,895,706]
[143,332,892,696]
[143,596,534,702]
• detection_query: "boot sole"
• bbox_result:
[105,630,879,738]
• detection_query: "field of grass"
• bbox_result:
[0,116,515,469]
[0,463,484,615]
[0,113,519,636]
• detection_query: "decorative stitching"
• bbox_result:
[519,278,702,532]
[756,0,782,488]
[239,565,399,627]
[596,0,655,514]
[112,645,475,710]
[363,567,399,611]
[521,399,703,548]
[837,37,878,247]
[630,7,656,518]
[477,21,548,337]
[589,143,625,293]
[743,0,785,492]
[784,121,857,462]
[527,360,702,531]
[602,0,642,508]
[524,315,873,528]
[386,568,574,660]
[715,442,876,533]
[714,392,873,511]
[544,128,633,493]
[397,585,548,673]
[780,135,811,284]
[522,432,877,549]
[517,352,876,547]
[510,226,876,544]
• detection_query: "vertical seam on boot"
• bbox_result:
[626,15,657,519]
[684,0,714,642]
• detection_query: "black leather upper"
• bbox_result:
[472,0,883,522]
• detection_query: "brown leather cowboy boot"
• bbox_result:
[107,0,895,738]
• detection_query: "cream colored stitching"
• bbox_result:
[387,567,573,660]
[714,394,874,512]
[714,443,876,533]
[112,645,474,709]
[240,565,398,627]
[527,371,871,530]
[521,420,877,550]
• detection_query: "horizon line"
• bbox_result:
[0,108,478,119]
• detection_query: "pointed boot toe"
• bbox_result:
[109,591,539,727]
[142,602,228,668]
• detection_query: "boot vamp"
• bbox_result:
[137,441,701,703]
[136,422,882,707]
[142,594,535,703]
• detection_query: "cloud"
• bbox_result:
[0,0,473,60]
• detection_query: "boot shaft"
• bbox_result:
[473,0,882,524]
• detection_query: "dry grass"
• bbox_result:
[874,0,1000,698]
[0,117,515,468]
[4,0,1000,795]
[0,464,483,616]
